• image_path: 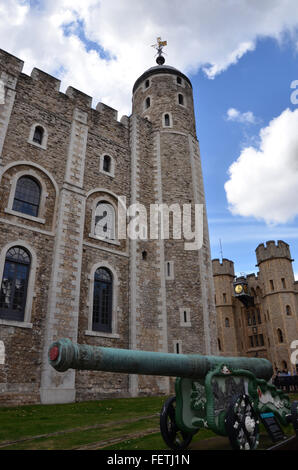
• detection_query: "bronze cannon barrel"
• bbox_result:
[48,338,273,380]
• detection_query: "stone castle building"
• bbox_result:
[0,48,217,405]
[213,240,298,373]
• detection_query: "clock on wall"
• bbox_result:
[233,277,254,307]
[234,284,243,294]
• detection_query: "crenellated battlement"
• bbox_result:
[66,86,92,108]
[0,49,24,77]
[96,102,118,121]
[0,48,128,124]
[256,240,293,265]
[212,258,235,277]
[31,68,61,91]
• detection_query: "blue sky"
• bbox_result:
[1,1,297,279]
[192,36,298,277]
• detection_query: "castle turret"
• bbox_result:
[212,259,238,356]
[128,50,217,395]
[255,240,298,372]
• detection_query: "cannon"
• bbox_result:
[48,338,298,450]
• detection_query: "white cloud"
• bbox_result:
[1,1,298,115]
[226,108,256,124]
[224,108,298,225]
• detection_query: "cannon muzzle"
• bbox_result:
[48,338,273,380]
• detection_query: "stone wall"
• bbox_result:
[213,241,298,373]
[0,50,217,405]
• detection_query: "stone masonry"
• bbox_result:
[212,240,298,373]
[0,49,217,405]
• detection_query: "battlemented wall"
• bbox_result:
[0,49,217,405]
[0,49,133,404]
[213,241,298,373]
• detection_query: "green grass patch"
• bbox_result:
[1,416,160,450]
[0,393,297,450]
[104,427,217,451]
[0,396,165,445]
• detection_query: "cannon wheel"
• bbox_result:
[291,401,298,435]
[160,396,193,450]
[225,394,259,450]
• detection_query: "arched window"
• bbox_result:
[0,247,31,322]
[145,97,150,109]
[94,202,115,240]
[33,125,44,145]
[277,328,284,343]
[164,113,170,127]
[92,267,113,332]
[103,155,111,173]
[218,338,222,351]
[12,176,41,217]
[178,93,184,105]
[286,305,292,316]
[225,317,230,328]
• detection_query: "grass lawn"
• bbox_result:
[0,394,297,450]
[0,396,165,449]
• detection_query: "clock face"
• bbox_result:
[235,284,243,294]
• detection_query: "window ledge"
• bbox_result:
[99,169,115,178]
[27,139,47,150]
[0,319,33,329]
[88,234,120,246]
[85,330,120,339]
[4,208,45,224]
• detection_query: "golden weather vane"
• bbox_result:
[151,37,167,65]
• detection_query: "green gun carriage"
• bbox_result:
[48,338,298,450]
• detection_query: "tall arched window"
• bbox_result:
[33,125,44,145]
[145,97,151,109]
[277,328,284,343]
[92,267,113,332]
[225,317,230,327]
[164,114,170,126]
[12,176,41,217]
[0,247,31,322]
[94,202,115,240]
[218,338,222,351]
